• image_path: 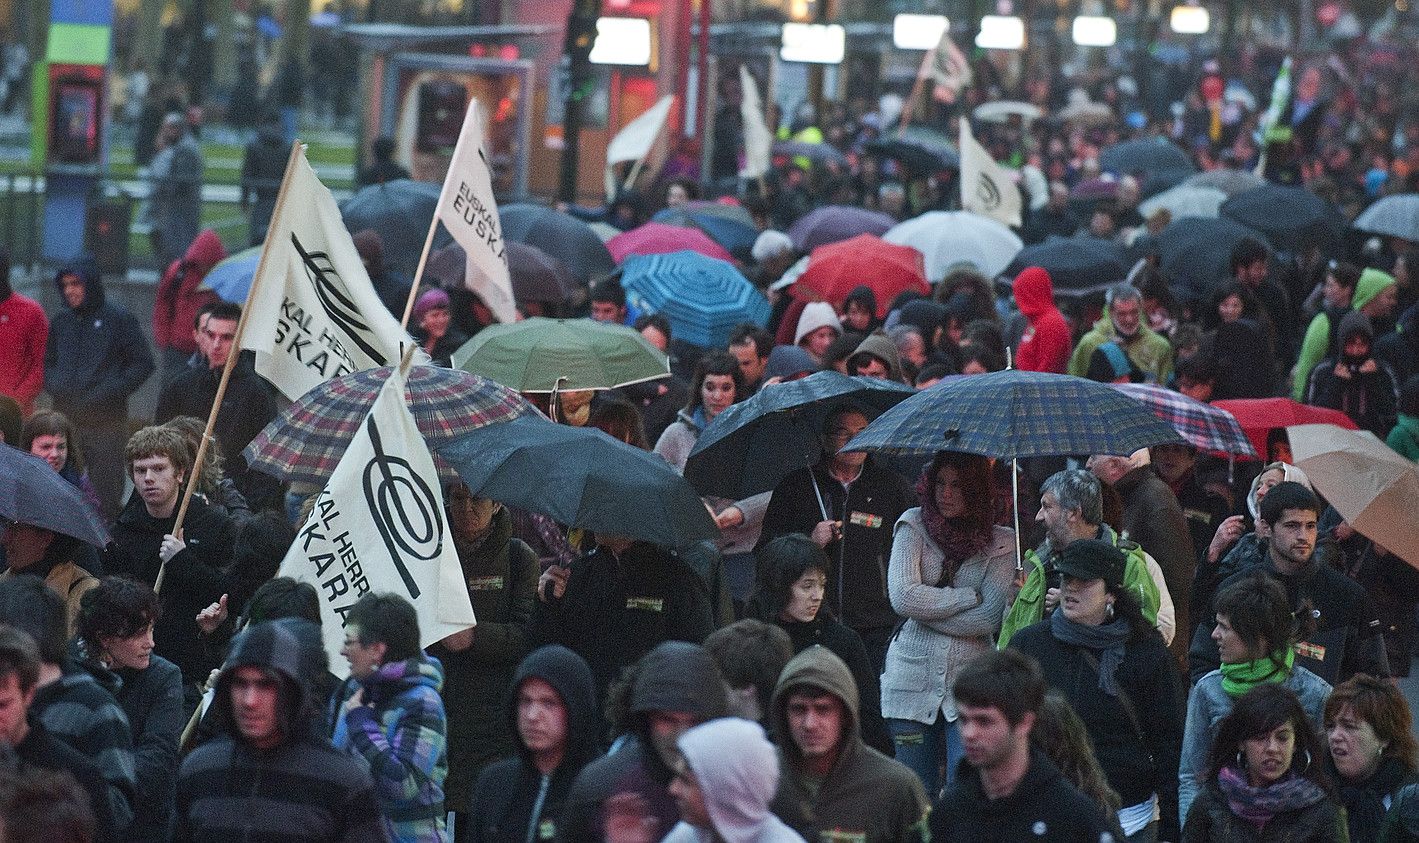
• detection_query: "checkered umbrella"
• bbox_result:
[845,369,1184,459]
[1111,383,1257,458]
[243,364,534,486]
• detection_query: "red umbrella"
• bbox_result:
[792,234,930,319]
[607,221,734,264]
[1211,398,1359,461]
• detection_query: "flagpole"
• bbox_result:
[157,140,306,594]
[400,219,441,331]
[901,47,935,132]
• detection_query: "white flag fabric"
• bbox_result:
[927,32,973,104]
[739,66,773,180]
[277,366,476,678]
[606,95,676,166]
[960,120,1023,228]
[242,148,414,400]
[434,99,516,324]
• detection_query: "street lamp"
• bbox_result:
[893,14,951,50]
[1169,4,1210,33]
[975,15,1025,49]
[1071,15,1117,45]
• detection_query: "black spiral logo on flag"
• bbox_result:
[292,233,389,365]
[362,414,442,599]
[976,173,1003,211]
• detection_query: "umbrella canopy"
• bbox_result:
[428,241,578,306]
[772,140,849,168]
[200,246,262,303]
[1004,237,1128,299]
[1221,185,1343,252]
[652,205,759,257]
[452,317,669,392]
[1069,177,1120,202]
[1183,169,1268,197]
[974,100,1043,124]
[243,365,533,486]
[1352,193,1419,242]
[845,369,1184,459]
[684,371,915,500]
[340,179,449,277]
[608,221,735,264]
[867,127,960,173]
[1101,138,1195,178]
[1111,383,1257,457]
[793,234,929,318]
[883,211,1023,281]
[499,203,617,286]
[788,205,898,252]
[619,251,771,348]
[1289,423,1419,569]
[1056,98,1113,126]
[1211,398,1358,460]
[1138,184,1227,221]
[588,221,621,243]
[1156,217,1269,305]
[0,446,111,548]
[436,415,719,548]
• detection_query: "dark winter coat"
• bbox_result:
[152,229,223,355]
[774,615,891,756]
[44,260,155,422]
[1114,464,1197,659]
[154,351,278,495]
[1333,757,1416,843]
[15,720,118,841]
[1181,776,1347,842]
[930,748,1117,842]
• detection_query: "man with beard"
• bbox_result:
[1068,284,1174,385]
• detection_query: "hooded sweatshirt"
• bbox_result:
[1294,267,1397,400]
[847,332,904,382]
[662,718,807,843]
[794,302,843,347]
[1306,310,1400,436]
[1013,267,1072,374]
[44,259,155,421]
[152,228,224,354]
[557,641,729,843]
[175,619,387,842]
[467,645,601,843]
[769,646,929,843]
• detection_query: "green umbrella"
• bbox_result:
[451,317,670,392]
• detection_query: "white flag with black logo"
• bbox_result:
[960,119,1023,228]
[434,99,516,324]
[242,146,415,400]
[277,366,475,678]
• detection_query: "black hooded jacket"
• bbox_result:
[43,259,155,420]
[466,645,602,843]
[931,748,1117,842]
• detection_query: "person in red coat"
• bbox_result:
[0,249,48,415]
[1013,266,1072,374]
[152,228,224,384]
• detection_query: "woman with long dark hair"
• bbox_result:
[1183,684,1345,842]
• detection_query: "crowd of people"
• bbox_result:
[3,22,1419,843]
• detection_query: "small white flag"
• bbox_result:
[927,32,973,104]
[739,66,773,180]
[606,95,676,166]
[960,119,1023,228]
[278,366,476,678]
[242,147,414,401]
[434,99,516,324]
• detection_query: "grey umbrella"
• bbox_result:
[340,179,450,277]
[1353,194,1419,242]
[0,446,111,548]
[500,203,617,287]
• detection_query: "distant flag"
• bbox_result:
[960,119,1023,227]
[739,65,773,180]
[927,30,973,104]
[433,99,516,324]
[1256,56,1293,176]
[604,95,676,198]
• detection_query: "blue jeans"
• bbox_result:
[888,716,964,800]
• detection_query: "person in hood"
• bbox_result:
[1067,284,1173,386]
[557,641,729,842]
[465,645,601,843]
[841,287,880,334]
[930,649,1116,842]
[152,228,223,384]
[1305,310,1401,437]
[763,345,818,384]
[44,258,155,519]
[794,302,842,364]
[768,645,929,842]
[175,618,387,842]
[845,333,905,383]
[0,247,49,415]
[1012,267,1072,374]
[1292,261,1362,401]
[664,718,807,843]
[331,593,449,843]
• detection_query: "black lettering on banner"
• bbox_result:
[290,233,388,366]
[361,414,444,599]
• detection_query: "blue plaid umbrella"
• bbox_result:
[619,251,771,348]
[845,369,1184,459]
[684,371,916,500]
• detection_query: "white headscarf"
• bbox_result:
[1246,461,1313,522]
[673,718,805,843]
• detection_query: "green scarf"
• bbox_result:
[1220,647,1294,698]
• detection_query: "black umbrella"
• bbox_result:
[772,140,849,168]
[428,241,578,305]
[1156,217,1269,305]
[1220,185,1343,252]
[436,415,719,548]
[340,179,450,277]
[500,203,617,288]
[684,371,916,500]
[867,128,961,174]
[0,446,111,548]
[1100,139,1195,177]
[1004,236,1129,299]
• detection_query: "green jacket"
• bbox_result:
[1388,413,1419,461]
[998,525,1161,649]
[1068,313,1174,385]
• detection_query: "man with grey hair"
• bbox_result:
[998,468,1173,648]
[1068,283,1174,384]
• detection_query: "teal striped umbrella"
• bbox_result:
[619,251,770,348]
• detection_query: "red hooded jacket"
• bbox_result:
[152,228,225,354]
[1013,266,1072,374]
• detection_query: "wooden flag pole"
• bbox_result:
[156,141,305,594]
[400,218,441,331]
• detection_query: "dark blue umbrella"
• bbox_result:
[772,140,849,168]
[684,372,916,500]
[1156,216,1269,305]
[619,251,770,348]
[1220,185,1344,252]
[652,207,759,257]
[436,415,719,548]
[1004,237,1128,299]
[340,179,450,277]
[500,203,617,287]
[868,128,960,173]
[788,205,898,252]
[1101,138,1194,177]
[844,369,1183,459]
[0,446,110,547]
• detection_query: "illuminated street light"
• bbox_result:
[893,14,951,49]
[975,15,1025,50]
[589,17,652,65]
[780,22,847,63]
[1169,5,1210,33]
[1072,15,1117,46]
